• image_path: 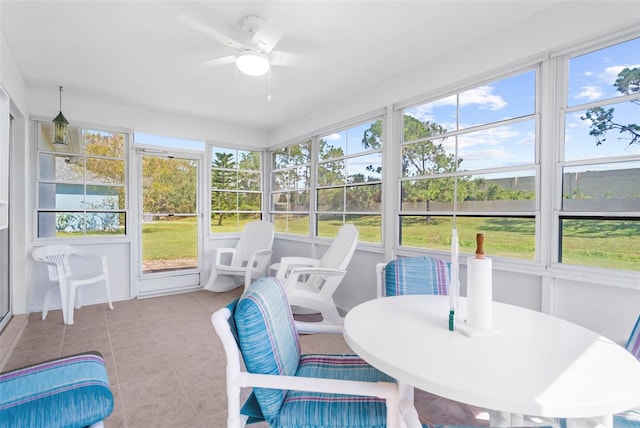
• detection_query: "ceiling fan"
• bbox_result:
[176,13,304,77]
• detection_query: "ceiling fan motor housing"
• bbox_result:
[241,15,264,35]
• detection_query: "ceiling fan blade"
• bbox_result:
[251,24,284,54]
[270,51,322,69]
[176,13,245,51]
[200,55,237,68]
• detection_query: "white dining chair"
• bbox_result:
[212,275,422,428]
[32,244,113,325]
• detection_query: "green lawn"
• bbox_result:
[138,216,638,272]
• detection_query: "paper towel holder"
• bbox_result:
[457,233,502,337]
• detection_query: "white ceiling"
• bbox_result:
[0,1,634,132]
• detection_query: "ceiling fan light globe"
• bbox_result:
[236,52,270,76]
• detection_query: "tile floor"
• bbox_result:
[3,288,488,427]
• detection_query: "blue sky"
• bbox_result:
[405,37,639,172]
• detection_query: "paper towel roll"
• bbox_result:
[466,256,492,330]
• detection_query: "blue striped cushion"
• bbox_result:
[614,409,640,427]
[273,354,394,428]
[235,276,301,422]
[625,315,640,361]
[0,352,114,428]
[560,410,640,428]
[385,256,451,297]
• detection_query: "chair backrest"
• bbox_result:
[319,224,359,270]
[233,220,274,267]
[233,276,301,421]
[625,315,640,361]
[32,244,78,281]
[382,256,450,297]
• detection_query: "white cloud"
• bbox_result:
[323,133,342,140]
[602,64,640,85]
[459,86,506,111]
[576,85,603,101]
[459,149,510,160]
[457,126,519,150]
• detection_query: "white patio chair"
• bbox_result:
[32,244,113,325]
[275,224,358,329]
[204,220,274,292]
[211,276,422,428]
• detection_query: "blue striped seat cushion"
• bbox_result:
[625,315,640,361]
[559,410,640,428]
[385,256,451,297]
[0,351,114,428]
[234,276,301,422]
[273,353,394,428]
[614,409,640,427]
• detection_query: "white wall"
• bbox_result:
[1,30,30,316]
[28,89,266,148]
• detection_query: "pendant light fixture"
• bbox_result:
[52,86,69,145]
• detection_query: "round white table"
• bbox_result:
[343,295,640,427]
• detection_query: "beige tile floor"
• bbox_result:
[3,288,488,427]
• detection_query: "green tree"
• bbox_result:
[363,115,461,212]
[211,152,236,226]
[582,67,640,147]
[142,157,196,214]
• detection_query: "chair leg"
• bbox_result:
[41,286,56,320]
[104,277,113,310]
[101,258,114,310]
[75,287,83,309]
[320,299,344,326]
[65,283,77,325]
[204,268,218,292]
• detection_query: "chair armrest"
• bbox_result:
[239,371,398,401]
[238,372,401,427]
[286,267,346,286]
[276,257,321,278]
[243,249,274,286]
[294,321,343,335]
[252,249,273,258]
[214,247,237,266]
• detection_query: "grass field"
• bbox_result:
[139,216,638,272]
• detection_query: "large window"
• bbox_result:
[210,146,263,233]
[399,70,538,259]
[316,118,383,243]
[36,122,127,238]
[559,37,640,271]
[270,139,312,235]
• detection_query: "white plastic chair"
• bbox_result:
[32,244,113,325]
[204,220,274,292]
[275,224,358,329]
